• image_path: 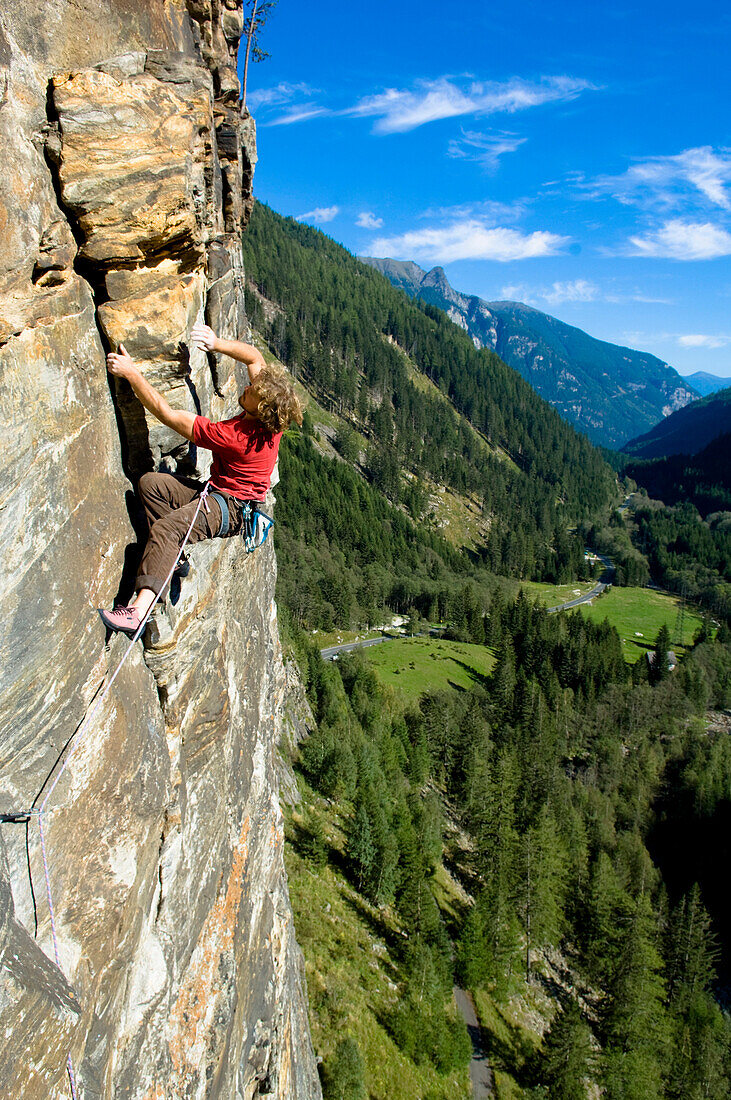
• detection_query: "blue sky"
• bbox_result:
[241,0,731,378]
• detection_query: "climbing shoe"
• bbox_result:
[98,605,143,638]
[174,554,190,578]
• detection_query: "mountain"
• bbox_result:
[362,257,698,450]
[683,371,731,396]
[623,386,731,459]
[263,250,731,1093]
[241,214,731,1099]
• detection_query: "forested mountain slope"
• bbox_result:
[363,257,697,449]
[623,431,731,516]
[283,588,731,1100]
[243,203,616,596]
[623,385,731,459]
[249,203,731,1099]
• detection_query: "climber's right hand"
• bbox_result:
[190,322,218,353]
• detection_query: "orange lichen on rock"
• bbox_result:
[167,816,251,1088]
[141,1085,166,1100]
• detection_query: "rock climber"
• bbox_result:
[98,322,302,637]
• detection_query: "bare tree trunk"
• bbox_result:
[525,841,532,982]
[240,0,259,113]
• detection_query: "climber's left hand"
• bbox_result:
[106,344,136,379]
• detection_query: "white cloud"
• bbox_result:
[500,279,598,305]
[371,219,568,263]
[499,280,673,307]
[248,82,330,126]
[345,75,593,134]
[623,330,730,351]
[268,105,330,126]
[588,146,731,211]
[296,206,340,224]
[628,219,731,260]
[356,212,384,229]
[542,279,598,305]
[677,333,728,348]
[419,199,528,224]
[629,293,676,305]
[247,82,315,111]
[447,130,527,171]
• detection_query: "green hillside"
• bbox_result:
[284,596,731,1100]
[623,431,731,516]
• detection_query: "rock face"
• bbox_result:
[0,4,320,1097]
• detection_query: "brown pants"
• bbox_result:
[136,472,245,595]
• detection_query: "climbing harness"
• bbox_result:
[0,481,214,1099]
[209,490,231,536]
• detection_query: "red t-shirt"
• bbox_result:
[192,414,281,501]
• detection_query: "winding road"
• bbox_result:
[320,634,396,660]
[545,553,615,613]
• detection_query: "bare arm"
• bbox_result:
[106,346,197,441]
[190,322,266,382]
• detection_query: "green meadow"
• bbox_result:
[361,636,496,702]
[574,585,704,662]
[508,578,704,664]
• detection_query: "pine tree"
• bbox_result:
[346,802,375,893]
[665,885,730,1099]
[542,998,595,1100]
[240,0,278,112]
[602,894,670,1099]
[456,899,489,989]
[325,1037,367,1100]
[651,623,672,684]
[666,883,717,1004]
[519,806,567,978]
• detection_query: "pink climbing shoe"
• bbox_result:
[98,605,143,638]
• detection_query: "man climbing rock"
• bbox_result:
[98,322,302,637]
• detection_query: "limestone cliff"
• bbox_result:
[0,3,321,1097]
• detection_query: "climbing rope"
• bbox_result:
[0,481,211,1098]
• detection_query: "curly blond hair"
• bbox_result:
[253,365,303,433]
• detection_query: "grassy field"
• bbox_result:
[575,584,704,662]
[361,636,496,703]
[419,479,491,552]
[513,579,598,608]
[285,792,471,1100]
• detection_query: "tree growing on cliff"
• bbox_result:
[240,0,278,112]
[324,1037,367,1100]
